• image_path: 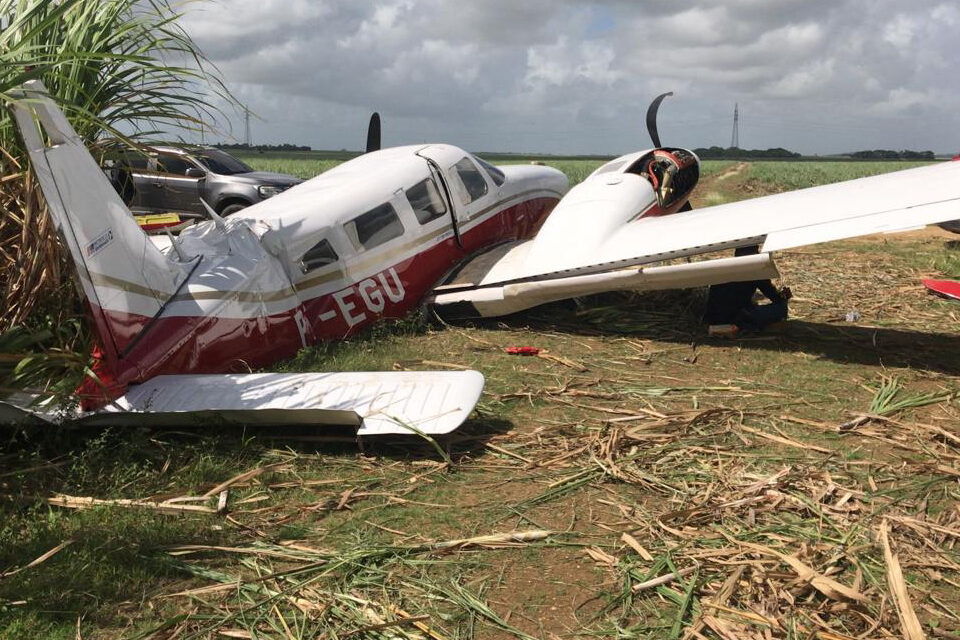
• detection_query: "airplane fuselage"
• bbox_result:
[98,144,568,397]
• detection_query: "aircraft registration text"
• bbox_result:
[317,267,406,327]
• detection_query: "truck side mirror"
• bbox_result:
[185,167,205,178]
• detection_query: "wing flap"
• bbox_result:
[432,253,779,318]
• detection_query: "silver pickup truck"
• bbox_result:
[115,146,302,217]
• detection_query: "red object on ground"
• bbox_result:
[922,279,960,301]
[505,346,541,356]
[953,155,960,161]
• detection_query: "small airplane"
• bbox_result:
[5,82,960,435]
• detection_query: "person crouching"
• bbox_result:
[704,245,792,332]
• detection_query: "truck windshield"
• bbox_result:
[195,149,253,175]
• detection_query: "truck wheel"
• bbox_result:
[220,202,249,216]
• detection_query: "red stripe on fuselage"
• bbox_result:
[85,196,559,407]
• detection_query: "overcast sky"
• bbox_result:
[179,0,960,156]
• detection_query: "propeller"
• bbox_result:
[645,91,673,148]
[644,91,695,212]
[365,112,381,153]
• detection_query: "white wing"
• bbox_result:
[2,371,485,436]
[430,159,960,318]
[600,160,960,265]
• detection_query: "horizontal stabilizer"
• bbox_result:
[0,401,55,426]
[2,371,486,436]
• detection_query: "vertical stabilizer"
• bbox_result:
[8,81,190,365]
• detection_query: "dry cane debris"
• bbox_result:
[5,234,960,638]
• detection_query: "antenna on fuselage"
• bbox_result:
[200,198,228,231]
[366,112,381,153]
[164,227,188,262]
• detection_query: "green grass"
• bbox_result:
[746,160,935,191]
[0,426,259,636]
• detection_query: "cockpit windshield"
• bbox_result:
[474,156,506,186]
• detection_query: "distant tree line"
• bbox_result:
[214,142,312,152]
[693,146,937,161]
[847,149,935,160]
[694,146,800,159]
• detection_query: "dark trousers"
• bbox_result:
[735,301,788,331]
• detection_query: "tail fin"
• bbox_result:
[8,81,191,367]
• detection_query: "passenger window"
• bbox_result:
[344,203,404,250]
[406,178,447,225]
[475,157,506,186]
[300,238,339,274]
[453,157,489,204]
[157,154,192,176]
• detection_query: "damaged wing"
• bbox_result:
[431,160,960,318]
[2,371,485,436]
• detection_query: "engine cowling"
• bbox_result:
[627,147,699,216]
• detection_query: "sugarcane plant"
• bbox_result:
[0,0,234,400]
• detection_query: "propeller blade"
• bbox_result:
[645,92,673,148]
[366,112,381,153]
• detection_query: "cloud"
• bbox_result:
[180,0,960,154]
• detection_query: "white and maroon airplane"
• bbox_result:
[5,82,960,434]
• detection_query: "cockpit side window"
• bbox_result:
[344,202,404,250]
[474,157,506,186]
[406,178,447,225]
[300,238,339,274]
[453,157,489,204]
